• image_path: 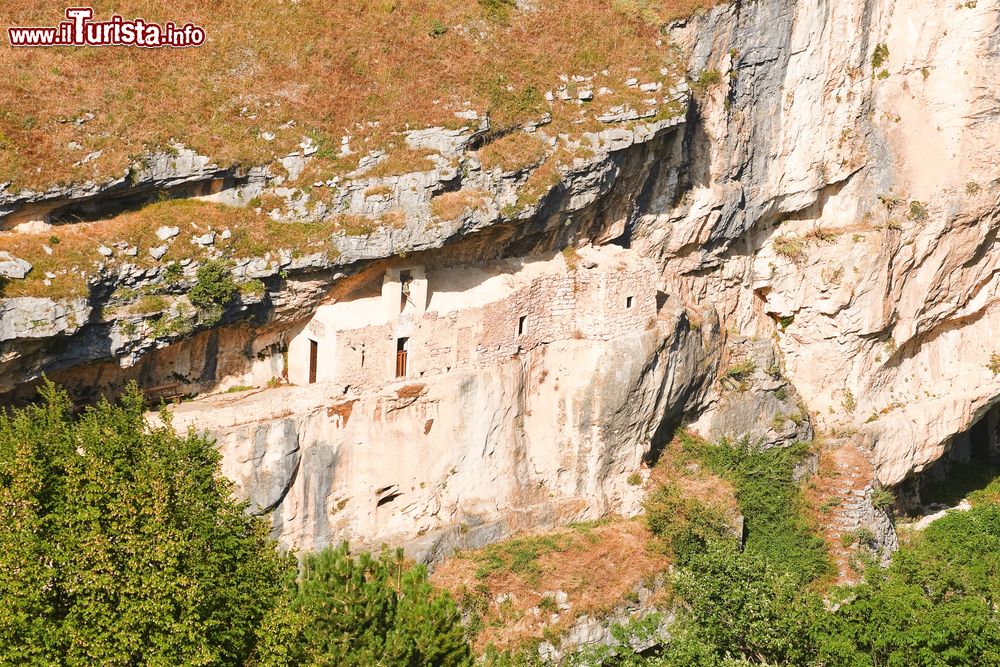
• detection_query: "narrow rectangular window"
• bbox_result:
[626,296,634,309]
[308,340,318,384]
[399,270,412,313]
[518,315,528,336]
[396,337,409,378]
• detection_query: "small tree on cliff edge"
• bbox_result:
[0,381,291,665]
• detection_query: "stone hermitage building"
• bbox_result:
[287,245,657,392]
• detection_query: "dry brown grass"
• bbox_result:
[431,518,669,653]
[0,0,722,192]
[478,132,548,173]
[0,199,341,297]
[647,431,741,520]
[395,383,426,399]
[366,147,438,179]
[430,188,487,220]
[363,184,393,198]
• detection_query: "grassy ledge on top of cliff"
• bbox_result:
[0,0,723,194]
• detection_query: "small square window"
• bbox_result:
[518,315,528,336]
[626,296,634,309]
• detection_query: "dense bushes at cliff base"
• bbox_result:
[0,382,288,665]
[0,383,469,666]
[255,544,472,666]
[641,437,1000,667]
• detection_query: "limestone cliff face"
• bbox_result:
[164,301,716,558]
[642,0,1000,486]
[2,0,998,555]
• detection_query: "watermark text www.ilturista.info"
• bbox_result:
[9,7,205,47]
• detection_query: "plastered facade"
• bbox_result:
[287,246,657,392]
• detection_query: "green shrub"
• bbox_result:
[842,389,857,413]
[774,235,807,261]
[908,200,928,221]
[133,293,169,313]
[871,487,895,511]
[691,438,831,584]
[724,359,756,382]
[240,278,266,298]
[537,595,558,613]
[665,543,825,666]
[429,19,448,37]
[478,0,515,22]
[189,259,237,325]
[871,43,889,69]
[989,352,1000,376]
[644,484,736,565]
[164,261,184,284]
[663,499,1000,666]
[690,69,722,93]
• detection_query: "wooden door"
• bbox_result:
[395,337,408,378]
[309,340,318,384]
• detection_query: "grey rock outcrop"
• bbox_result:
[0,297,90,342]
[690,336,813,449]
[0,252,31,279]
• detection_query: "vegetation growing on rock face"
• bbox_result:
[587,434,1000,666]
[189,258,238,325]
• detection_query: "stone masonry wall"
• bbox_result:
[320,259,657,393]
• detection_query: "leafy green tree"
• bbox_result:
[664,543,826,666]
[0,382,291,666]
[657,503,1000,667]
[256,543,472,666]
[695,438,831,584]
[817,503,1000,666]
[644,484,736,565]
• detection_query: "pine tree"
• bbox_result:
[257,543,472,666]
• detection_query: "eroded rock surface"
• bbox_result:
[1,0,998,556]
[634,0,1000,487]
[162,298,717,556]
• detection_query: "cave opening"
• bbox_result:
[896,401,1000,515]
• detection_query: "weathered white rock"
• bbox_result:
[164,300,717,556]
[635,0,1000,488]
[149,245,168,260]
[0,252,31,279]
[192,232,216,246]
[0,297,90,341]
[156,225,180,241]
[97,245,113,257]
